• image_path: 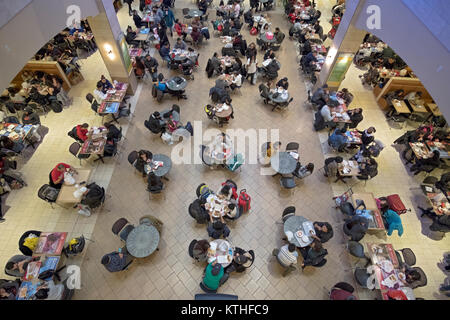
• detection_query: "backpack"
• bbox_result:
[238,189,251,213]
[50,100,63,113]
[198,185,212,204]
[314,110,326,131]
[184,121,194,136]
[38,184,60,203]
[250,27,258,36]
[68,126,78,140]
[81,183,104,208]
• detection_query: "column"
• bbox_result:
[315,0,366,91]
[88,0,137,95]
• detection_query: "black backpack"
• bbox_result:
[50,100,63,113]
[314,110,326,131]
[38,184,59,203]
[81,183,104,208]
[68,126,78,140]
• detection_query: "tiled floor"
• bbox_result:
[1,0,448,300]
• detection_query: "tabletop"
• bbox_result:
[269,91,289,103]
[283,216,314,248]
[126,224,160,258]
[338,160,360,177]
[271,152,297,174]
[345,130,362,145]
[0,123,34,143]
[426,141,450,159]
[426,192,450,216]
[80,128,108,155]
[366,243,414,300]
[135,28,150,41]
[98,101,120,114]
[208,239,234,268]
[409,142,432,160]
[167,77,187,91]
[260,33,277,43]
[188,9,203,17]
[205,194,231,218]
[214,103,233,118]
[146,154,172,177]
[406,100,429,114]
[425,103,441,116]
[392,99,411,114]
[351,192,385,230]
[56,169,92,205]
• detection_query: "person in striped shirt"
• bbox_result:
[277,243,298,267]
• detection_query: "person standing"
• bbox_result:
[163,7,175,37]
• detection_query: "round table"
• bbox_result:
[188,9,203,18]
[206,145,234,164]
[260,33,277,44]
[208,239,234,268]
[171,52,188,62]
[283,216,314,248]
[271,152,297,174]
[126,224,160,258]
[151,154,172,177]
[214,103,233,118]
[269,92,290,104]
[167,77,187,91]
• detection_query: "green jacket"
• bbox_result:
[203,263,224,290]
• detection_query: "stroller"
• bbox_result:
[359,66,380,87]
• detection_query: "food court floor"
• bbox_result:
[0,0,448,300]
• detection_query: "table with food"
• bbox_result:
[426,141,450,159]
[283,216,315,248]
[204,193,233,218]
[207,133,234,164]
[80,127,108,155]
[207,239,234,268]
[338,159,360,177]
[0,123,36,146]
[409,142,433,160]
[426,192,450,216]
[345,130,363,145]
[367,243,415,300]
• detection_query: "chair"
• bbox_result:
[200,282,217,293]
[148,185,166,200]
[196,183,206,198]
[281,206,296,223]
[354,268,373,288]
[420,176,438,195]
[200,145,213,166]
[172,104,181,114]
[409,267,427,289]
[285,142,299,153]
[188,240,197,258]
[127,151,138,172]
[69,142,90,165]
[4,255,30,277]
[18,230,41,256]
[346,241,370,267]
[397,248,416,266]
[112,218,130,237]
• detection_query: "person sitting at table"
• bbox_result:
[409,150,441,175]
[224,203,241,220]
[329,282,358,300]
[276,243,298,267]
[358,127,376,146]
[293,162,314,179]
[343,215,369,242]
[357,157,378,180]
[276,77,289,90]
[328,128,349,152]
[97,75,113,94]
[144,54,159,82]
[230,72,242,91]
[156,73,169,93]
[323,156,342,177]
[311,84,329,107]
[33,280,66,300]
[0,280,20,300]
[101,249,131,273]
[435,172,450,194]
[159,42,171,65]
[75,123,89,142]
[132,10,144,28]
[146,111,164,134]
[166,116,179,134]
[382,209,404,237]
[207,219,231,239]
[303,51,318,70]
[260,22,270,36]
[21,107,41,125]
[125,26,139,46]
[104,122,121,143]
[225,247,253,274]
[174,37,187,50]
[337,88,354,105]
[311,222,334,243]
[202,261,224,291]
[299,239,328,269]
[189,239,210,263]
[147,172,164,192]
[93,83,108,102]
[404,91,424,106]
[174,19,187,39]
[135,150,153,176]
[5,256,33,278]
[347,108,363,129]
[263,48,275,61]
[49,163,77,189]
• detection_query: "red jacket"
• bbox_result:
[76,125,88,142]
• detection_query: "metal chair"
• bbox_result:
[398,248,416,266]
[285,142,299,153]
[112,218,132,241]
[199,145,213,167]
[346,241,370,267]
[127,150,138,173]
[409,267,427,289]
[139,215,163,233]
[281,206,296,223]
[188,240,197,259]
[354,268,371,288]
[69,142,90,165]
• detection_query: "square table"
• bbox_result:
[351,192,385,231]
[23,256,61,281]
[392,99,411,114]
[425,103,441,116]
[33,232,68,256]
[338,160,360,177]
[56,169,92,205]
[409,142,432,160]
[79,127,108,162]
[426,192,450,216]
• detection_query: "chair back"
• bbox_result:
[282,206,296,222]
[400,248,416,266]
[188,240,197,258]
[285,142,299,153]
[409,267,427,289]
[112,218,129,235]
[69,142,81,157]
[200,282,217,293]
[172,104,181,114]
[347,241,365,258]
[280,177,296,189]
[119,225,135,242]
[128,151,138,166]
[4,255,30,277]
[354,268,370,288]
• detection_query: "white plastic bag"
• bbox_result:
[64,172,76,185]
[161,132,173,145]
